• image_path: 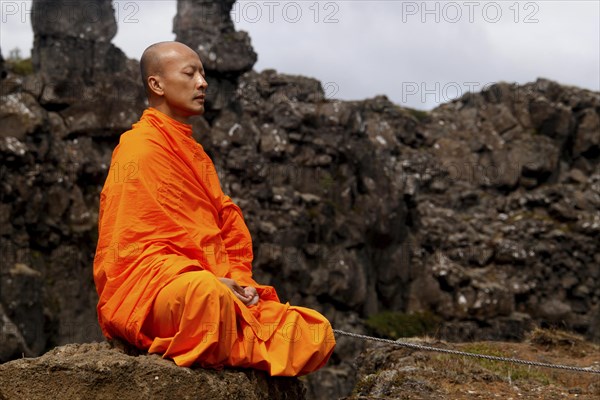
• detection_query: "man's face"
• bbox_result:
[156,46,208,120]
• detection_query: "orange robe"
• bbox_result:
[93,107,335,376]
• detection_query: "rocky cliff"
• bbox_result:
[0,0,598,399]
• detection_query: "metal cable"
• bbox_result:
[333,329,600,375]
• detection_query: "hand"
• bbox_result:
[218,278,258,306]
[243,286,259,306]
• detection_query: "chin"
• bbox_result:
[188,107,205,116]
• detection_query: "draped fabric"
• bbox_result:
[93,108,335,376]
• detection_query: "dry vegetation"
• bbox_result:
[346,329,600,399]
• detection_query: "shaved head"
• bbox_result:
[140,41,200,95]
[138,41,208,122]
[140,43,163,94]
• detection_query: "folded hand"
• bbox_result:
[218,277,259,306]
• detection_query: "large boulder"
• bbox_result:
[31,0,145,136]
[173,0,257,115]
[0,342,306,400]
[0,92,47,139]
[173,0,256,75]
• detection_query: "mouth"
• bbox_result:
[194,94,205,102]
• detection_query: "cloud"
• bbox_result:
[112,0,177,60]
[1,0,598,110]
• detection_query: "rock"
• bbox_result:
[573,107,600,158]
[259,124,289,157]
[305,365,356,400]
[538,299,573,324]
[346,330,600,399]
[528,98,574,142]
[0,303,34,361]
[319,249,367,310]
[174,0,256,74]
[241,70,325,104]
[32,0,117,41]
[0,92,46,139]
[32,0,122,102]
[0,239,46,357]
[589,305,600,342]
[0,48,6,79]
[31,0,145,135]
[173,0,257,114]
[0,342,306,400]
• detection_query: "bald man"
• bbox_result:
[93,42,335,376]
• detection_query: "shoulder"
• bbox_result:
[114,124,168,162]
[109,123,178,184]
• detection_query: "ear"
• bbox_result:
[148,75,164,97]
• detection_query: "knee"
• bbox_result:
[186,271,232,305]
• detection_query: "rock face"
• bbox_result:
[173,0,257,116]
[0,342,306,400]
[30,0,145,135]
[174,0,256,74]
[0,303,34,361]
[0,48,5,79]
[407,81,600,342]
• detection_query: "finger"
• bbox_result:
[233,291,250,303]
[218,278,249,300]
[247,294,259,306]
[229,281,249,297]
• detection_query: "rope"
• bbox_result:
[332,329,600,375]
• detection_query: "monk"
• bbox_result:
[93,41,335,376]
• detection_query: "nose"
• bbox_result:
[196,74,208,90]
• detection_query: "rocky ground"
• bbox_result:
[0,341,305,400]
[0,329,596,399]
[346,329,600,400]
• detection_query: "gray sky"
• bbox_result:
[1,0,599,110]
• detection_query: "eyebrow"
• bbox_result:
[182,64,205,75]
[183,64,203,70]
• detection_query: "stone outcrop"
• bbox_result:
[406,80,600,342]
[195,74,599,396]
[30,0,145,135]
[174,0,256,74]
[0,48,5,79]
[173,0,257,116]
[0,342,305,400]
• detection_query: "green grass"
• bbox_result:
[6,58,34,75]
[405,107,430,122]
[365,311,441,339]
[460,343,552,384]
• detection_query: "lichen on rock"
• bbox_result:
[0,342,306,400]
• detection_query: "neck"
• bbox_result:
[150,103,190,124]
